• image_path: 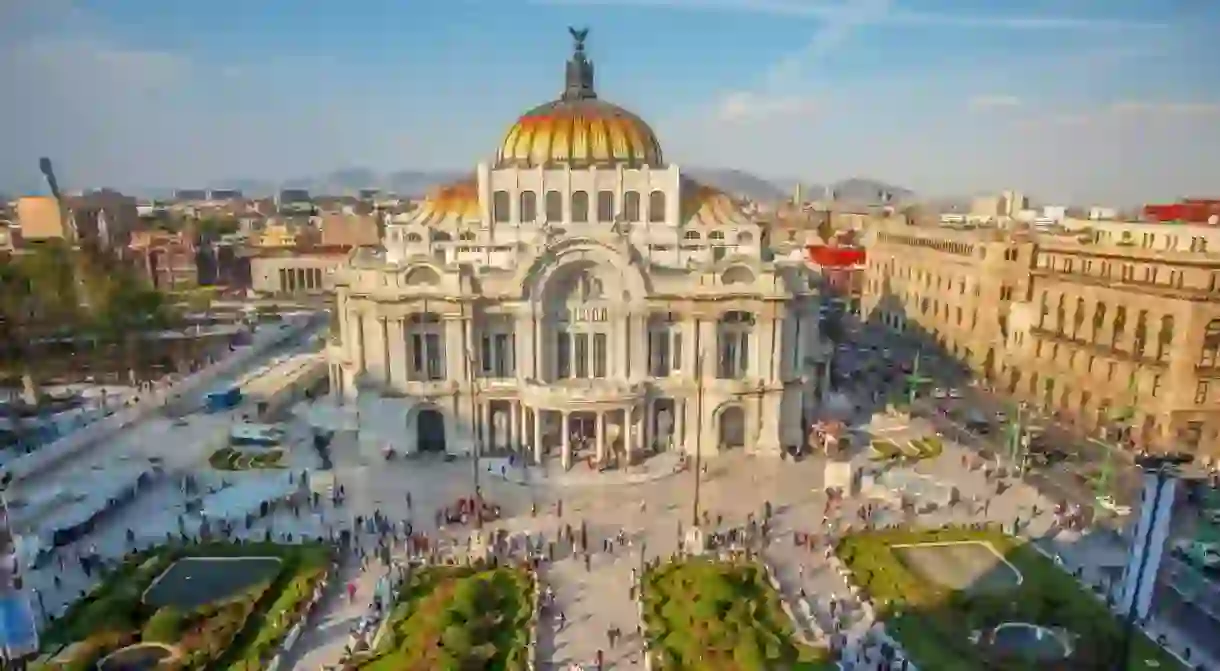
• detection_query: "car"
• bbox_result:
[1096,496,1132,516]
[932,388,948,399]
[948,388,964,399]
[172,417,190,427]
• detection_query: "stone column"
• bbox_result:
[675,399,687,454]
[643,398,653,454]
[484,402,495,452]
[510,401,520,453]
[533,408,544,464]
[561,411,571,470]
[623,406,633,462]
[596,411,606,463]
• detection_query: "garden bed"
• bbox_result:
[352,564,534,671]
[869,440,904,461]
[836,526,1185,670]
[32,541,330,671]
[640,558,835,670]
[209,446,285,470]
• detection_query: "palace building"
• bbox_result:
[862,219,1220,459]
[325,30,826,468]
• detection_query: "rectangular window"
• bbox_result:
[672,332,683,372]
[557,332,571,378]
[739,333,749,377]
[649,331,670,377]
[411,333,424,374]
[719,335,736,379]
[593,333,607,378]
[493,333,510,378]
[480,336,493,375]
[574,333,589,378]
[424,333,443,380]
[1196,381,1209,405]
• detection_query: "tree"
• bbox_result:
[817,216,835,245]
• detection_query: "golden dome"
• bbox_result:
[497,100,663,169]
[495,28,663,169]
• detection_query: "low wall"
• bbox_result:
[7,314,320,482]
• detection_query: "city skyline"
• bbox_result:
[1,0,1217,204]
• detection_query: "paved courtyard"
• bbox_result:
[21,375,1217,670]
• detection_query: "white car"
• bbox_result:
[948,388,964,399]
[1096,496,1132,516]
[932,388,948,399]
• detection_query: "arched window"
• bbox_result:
[623,191,641,222]
[1072,298,1085,339]
[1133,310,1148,357]
[1055,295,1066,334]
[709,230,726,241]
[683,230,701,240]
[406,232,422,243]
[571,190,589,223]
[545,190,563,222]
[519,190,537,222]
[1038,291,1049,329]
[431,230,451,242]
[648,190,666,223]
[1112,306,1127,349]
[1200,319,1220,368]
[459,231,475,242]
[1092,302,1106,342]
[1156,316,1174,361]
[597,191,614,223]
[492,190,511,223]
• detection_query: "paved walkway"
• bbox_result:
[481,452,684,488]
[282,557,382,670]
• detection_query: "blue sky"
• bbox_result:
[1,0,1216,204]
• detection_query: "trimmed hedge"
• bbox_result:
[836,527,1185,670]
[641,558,835,670]
[33,541,330,671]
[209,446,285,471]
[353,565,533,671]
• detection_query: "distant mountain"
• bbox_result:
[827,177,914,205]
[181,169,912,205]
[684,168,789,203]
[385,170,468,197]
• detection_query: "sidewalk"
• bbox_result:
[284,557,384,670]
[481,452,683,488]
[540,548,644,670]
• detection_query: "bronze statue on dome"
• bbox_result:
[569,27,589,53]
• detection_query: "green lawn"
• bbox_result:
[640,558,836,670]
[33,541,331,671]
[353,565,534,671]
[837,527,1186,670]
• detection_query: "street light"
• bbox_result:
[462,315,483,531]
[691,351,705,529]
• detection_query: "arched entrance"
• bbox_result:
[718,405,746,450]
[416,408,446,453]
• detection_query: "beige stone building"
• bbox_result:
[863,220,1220,458]
[324,31,826,466]
[250,249,347,295]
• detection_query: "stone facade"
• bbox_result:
[325,31,826,467]
[863,220,1220,458]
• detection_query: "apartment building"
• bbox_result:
[863,220,1220,458]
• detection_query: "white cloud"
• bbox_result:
[532,0,1163,30]
[715,92,817,122]
[1109,101,1220,117]
[968,95,1021,111]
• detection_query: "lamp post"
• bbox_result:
[691,352,704,529]
[462,310,483,531]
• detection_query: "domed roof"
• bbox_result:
[496,29,663,169]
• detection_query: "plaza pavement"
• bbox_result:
[26,381,1217,670]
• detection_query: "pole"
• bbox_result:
[1114,466,1169,670]
[691,352,704,528]
[463,306,482,531]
